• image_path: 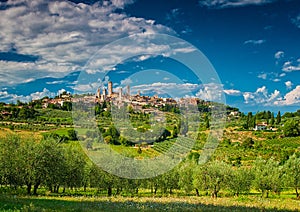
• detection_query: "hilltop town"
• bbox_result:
[26,81,213,114]
[2,81,298,134]
[0,81,255,132]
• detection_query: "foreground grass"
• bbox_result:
[1,195,300,211]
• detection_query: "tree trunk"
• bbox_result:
[55,185,60,193]
[212,186,218,198]
[26,183,32,195]
[195,188,199,197]
[107,186,112,196]
[33,182,40,195]
[212,191,218,198]
[296,187,299,199]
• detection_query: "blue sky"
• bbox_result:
[0,0,299,113]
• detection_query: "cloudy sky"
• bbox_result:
[0,0,299,112]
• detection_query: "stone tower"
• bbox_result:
[108,81,113,96]
[119,87,122,100]
[101,88,107,101]
[127,85,130,96]
[97,88,100,98]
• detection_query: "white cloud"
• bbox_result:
[285,81,293,90]
[181,25,193,34]
[223,89,242,96]
[257,71,289,82]
[132,55,152,62]
[243,92,255,104]
[282,60,300,72]
[257,73,267,80]
[274,86,300,106]
[291,14,300,28]
[199,0,277,9]
[0,91,9,98]
[0,60,79,84]
[30,88,55,100]
[0,0,175,85]
[138,55,151,61]
[117,70,130,74]
[196,83,224,102]
[110,0,135,9]
[166,8,181,21]
[120,78,133,85]
[172,46,197,54]
[244,39,266,45]
[256,86,268,96]
[268,90,280,102]
[22,78,35,83]
[279,73,286,77]
[242,86,281,105]
[274,51,284,59]
[0,88,55,103]
[46,80,67,85]
[237,83,300,107]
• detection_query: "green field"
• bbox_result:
[1,195,299,211]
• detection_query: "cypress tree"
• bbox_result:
[276,111,281,125]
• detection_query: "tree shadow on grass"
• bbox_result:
[0,195,296,212]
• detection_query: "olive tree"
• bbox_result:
[194,161,231,198]
[178,162,196,195]
[33,138,66,194]
[193,164,209,196]
[0,134,27,190]
[283,154,300,198]
[228,167,253,196]
[253,157,282,198]
[63,143,87,191]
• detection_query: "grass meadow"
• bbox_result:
[0,193,300,211]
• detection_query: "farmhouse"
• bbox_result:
[254,123,268,131]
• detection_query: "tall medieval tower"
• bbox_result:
[108,81,113,96]
[127,85,130,96]
[96,88,100,98]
